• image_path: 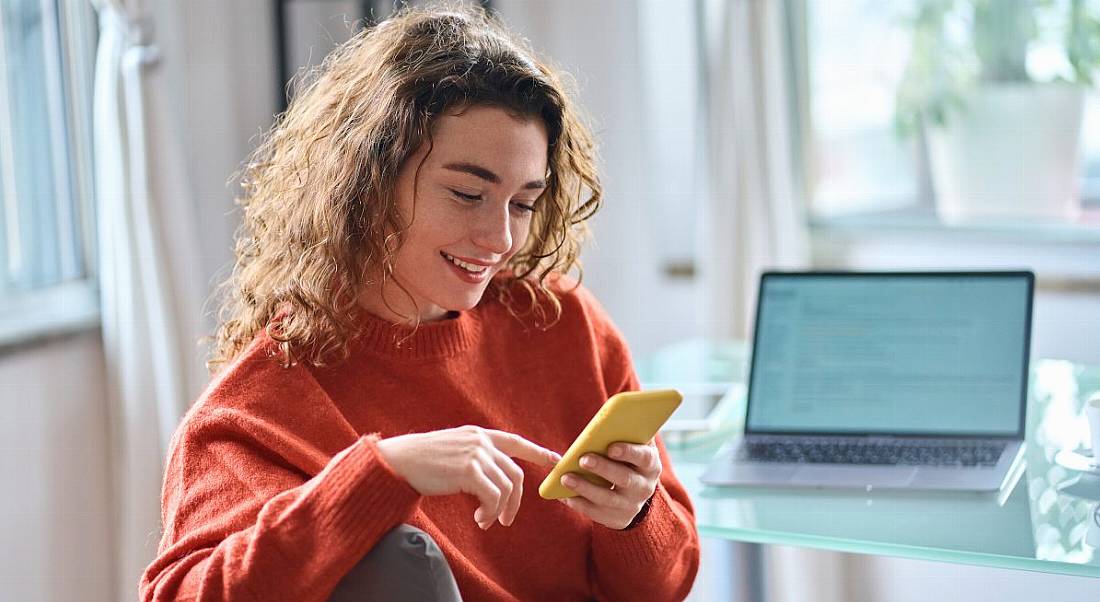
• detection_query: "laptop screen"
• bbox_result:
[745,272,1033,437]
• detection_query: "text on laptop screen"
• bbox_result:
[746,274,1030,436]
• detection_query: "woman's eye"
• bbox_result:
[450,188,535,213]
[451,189,481,202]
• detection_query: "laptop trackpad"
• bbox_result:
[791,465,918,488]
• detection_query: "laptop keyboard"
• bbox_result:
[736,437,1006,468]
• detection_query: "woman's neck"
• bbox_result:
[356,280,452,325]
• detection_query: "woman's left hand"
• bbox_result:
[558,441,661,530]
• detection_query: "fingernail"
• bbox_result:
[581,455,596,468]
[610,446,623,459]
[562,475,575,486]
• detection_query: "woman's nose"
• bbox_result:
[471,204,513,255]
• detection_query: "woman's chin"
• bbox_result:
[447,295,485,313]
[440,287,491,313]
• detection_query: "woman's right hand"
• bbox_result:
[377,426,561,530]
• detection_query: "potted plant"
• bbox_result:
[895,0,1100,223]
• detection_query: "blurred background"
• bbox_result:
[2,0,1100,600]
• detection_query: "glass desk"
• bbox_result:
[640,339,1100,578]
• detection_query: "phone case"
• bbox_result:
[538,389,683,500]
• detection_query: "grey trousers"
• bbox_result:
[329,524,463,601]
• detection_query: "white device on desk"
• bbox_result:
[701,270,1033,492]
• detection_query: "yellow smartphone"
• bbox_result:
[539,389,682,500]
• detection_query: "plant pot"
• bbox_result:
[926,83,1085,224]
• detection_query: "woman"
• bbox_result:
[140,4,700,601]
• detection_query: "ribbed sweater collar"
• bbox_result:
[353,307,481,359]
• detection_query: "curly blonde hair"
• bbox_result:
[209,3,602,371]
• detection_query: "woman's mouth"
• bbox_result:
[441,252,491,283]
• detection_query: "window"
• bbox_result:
[796,0,1100,227]
[0,0,98,346]
[800,1,920,217]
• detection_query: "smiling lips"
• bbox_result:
[441,251,492,275]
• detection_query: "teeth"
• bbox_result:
[443,253,488,274]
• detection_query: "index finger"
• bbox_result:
[486,429,561,466]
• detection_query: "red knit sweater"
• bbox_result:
[140,281,700,601]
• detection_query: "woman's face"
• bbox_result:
[360,104,549,323]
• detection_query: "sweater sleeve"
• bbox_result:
[570,286,701,600]
[140,367,421,601]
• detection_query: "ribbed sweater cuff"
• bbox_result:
[590,483,688,567]
[310,434,421,554]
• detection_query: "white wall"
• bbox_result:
[157,0,279,318]
[0,332,112,602]
[495,0,703,359]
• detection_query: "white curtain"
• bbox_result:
[696,2,841,602]
[91,0,205,598]
[697,0,809,340]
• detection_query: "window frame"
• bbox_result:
[0,0,99,352]
[788,0,1100,238]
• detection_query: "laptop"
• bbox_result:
[701,270,1033,492]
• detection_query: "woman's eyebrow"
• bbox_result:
[442,161,546,190]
